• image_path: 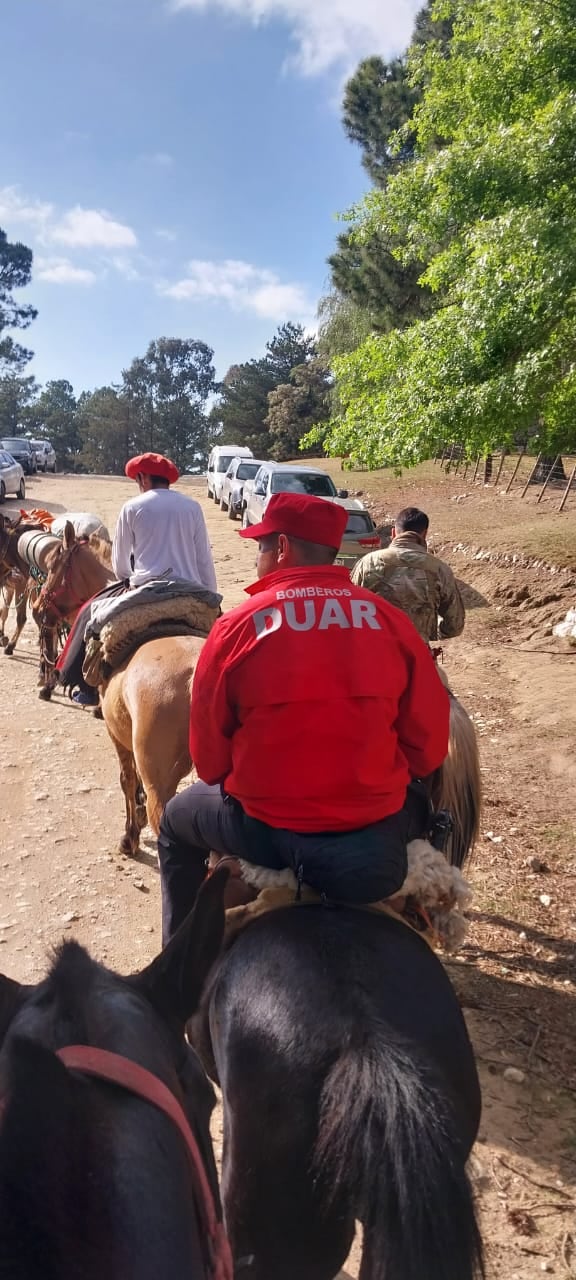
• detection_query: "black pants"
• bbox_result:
[157,782,430,944]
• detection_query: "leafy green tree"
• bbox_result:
[122,337,216,470]
[265,360,331,461]
[77,386,131,474]
[0,374,38,435]
[25,379,79,469]
[342,55,418,187]
[0,229,37,374]
[311,0,576,468]
[317,292,373,360]
[213,323,317,456]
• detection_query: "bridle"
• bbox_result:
[1,1044,233,1280]
[37,542,90,623]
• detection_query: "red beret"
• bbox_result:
[239,492,347,549]
[125,453,179,484]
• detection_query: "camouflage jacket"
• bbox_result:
[351,532,465,643]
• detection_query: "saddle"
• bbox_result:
[215,836,472,954]
[82,580,222,686]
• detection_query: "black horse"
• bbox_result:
[192,901,484,1280]
[0,870,231,1280]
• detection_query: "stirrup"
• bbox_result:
[429,810,453,853]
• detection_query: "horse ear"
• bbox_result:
[0,975,28,1047]
[132,867,228,1027]
[63,521,76,550]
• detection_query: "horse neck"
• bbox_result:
[69,546,113,602]
[0,1054,206,1280]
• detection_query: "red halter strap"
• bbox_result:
[57,1045,233,1280]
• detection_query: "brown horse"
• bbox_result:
[34,522,114,699]
[0,515,41,654]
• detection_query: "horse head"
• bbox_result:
[0,868,230,1279]
[37,524,114,624]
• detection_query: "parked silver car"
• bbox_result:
[0,450,26,501]
[220,457,265,520]
[241,462,379,567]
[32,440,57,472]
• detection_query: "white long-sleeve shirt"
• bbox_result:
[112,488,217,591]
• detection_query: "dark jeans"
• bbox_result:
[157,782,430,944]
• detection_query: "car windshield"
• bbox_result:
[345,513,374,536]
[270,471,336,497]
[1,439,30,451]
[237,462,259,480]
[217,455,235,472]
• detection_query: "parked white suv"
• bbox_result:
[31,440,57,472]
[207,445,253,503]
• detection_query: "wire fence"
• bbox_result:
[435,447,576,512]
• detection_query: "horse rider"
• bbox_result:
[71,451,217,706]
[112,452,217,590]
[157,493,450,943]
[351,506,465,645]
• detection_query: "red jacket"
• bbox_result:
[190,565,450,831]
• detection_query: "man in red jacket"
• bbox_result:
[158,493,450,941]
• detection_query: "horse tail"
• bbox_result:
[432,665,481,869]
[314,1028,483,1280]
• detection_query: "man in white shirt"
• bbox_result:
[112,452,217,591]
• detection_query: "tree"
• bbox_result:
[122,337,216,470]
[213,323,318,456]
[25,379,79,469]
[77,386,131,474]
[265,360,332,461]
[0,229,37,374]
[317,292,373,361]
[329,4,449,336]
[0,374,38,435]
[309,0,576,468]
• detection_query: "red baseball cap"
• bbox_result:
[239,492,348,549]
[125,452,179,484]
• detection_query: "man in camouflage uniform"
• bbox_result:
[352,507,465,644]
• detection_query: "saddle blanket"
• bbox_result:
[82,579,222,685]
[221,839,473,953]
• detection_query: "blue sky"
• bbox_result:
[1,0,419,394]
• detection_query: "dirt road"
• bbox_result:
[1,471,574,1278]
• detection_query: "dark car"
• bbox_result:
[0,438,37,475]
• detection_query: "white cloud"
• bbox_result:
[35,256,98,286]
[172,0,419,75]
[0,186,53,234]
[155,227,178,241]
[160,258,312,322]
[51,206,137,249]
[111,255,142,281]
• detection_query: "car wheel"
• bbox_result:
[220,494,228,512]
[242,509,251,529]
[51,463,56,473]
[228,503,237,520]
[17,477,26,499]
[0,481,5,503]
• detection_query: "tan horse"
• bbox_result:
[101,636,203,856]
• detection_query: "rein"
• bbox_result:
[56,1045,233,1280]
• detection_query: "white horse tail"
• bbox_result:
[432,665,482,870]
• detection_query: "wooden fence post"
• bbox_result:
[536,454,560,504]
[520,453,542,498]
[493,450,507,487]
[505,447,525,493]
[463,457,470,480]
[472,455,481,482]
[559,460,576,512]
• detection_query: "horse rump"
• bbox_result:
[313,1026,484,1280]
